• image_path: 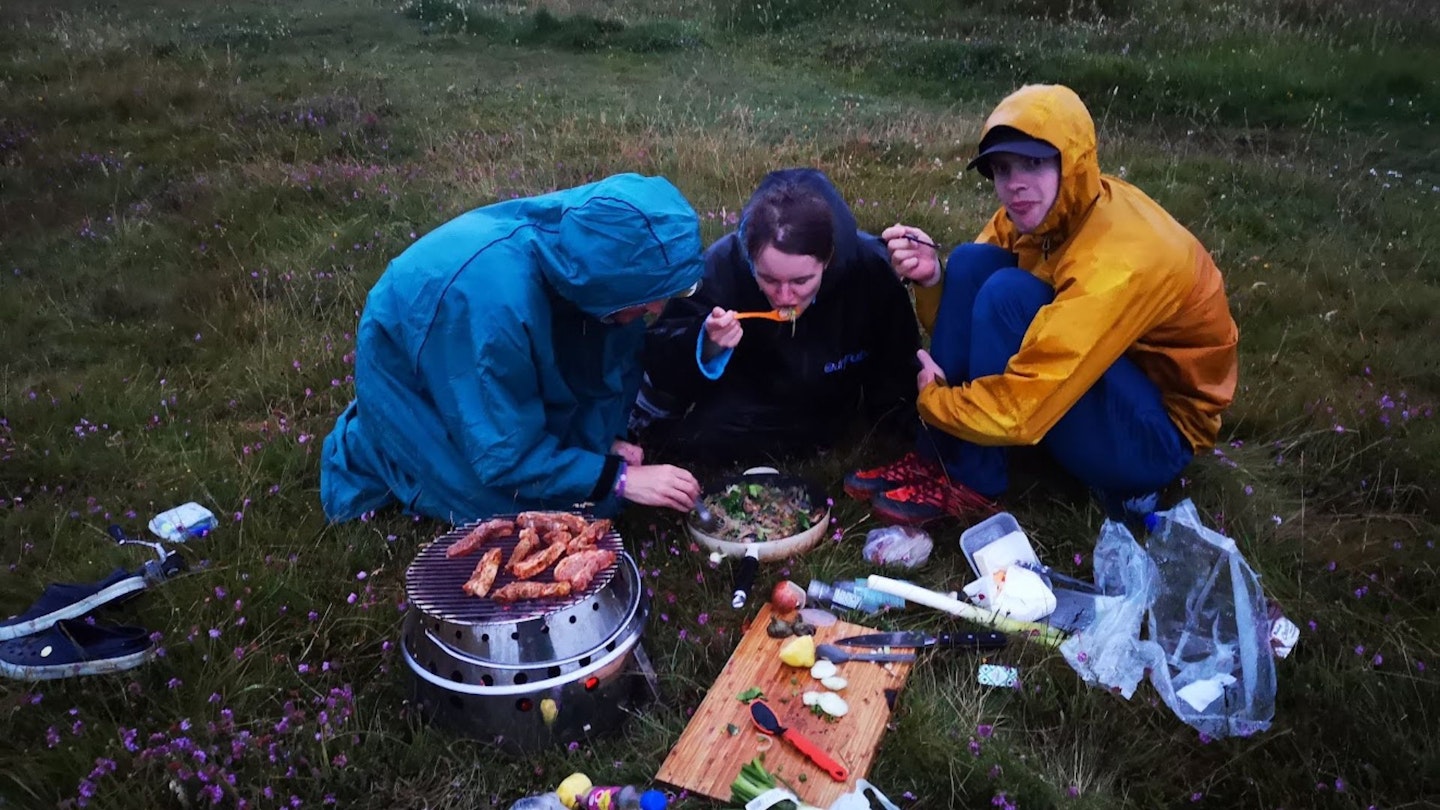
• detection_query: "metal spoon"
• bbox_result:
[692,500,720,533]
[816,643,916,665]
[888,232,940,250]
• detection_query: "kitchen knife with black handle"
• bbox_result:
[834,630,1009,650]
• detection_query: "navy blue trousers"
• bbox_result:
[921,243,1192,500]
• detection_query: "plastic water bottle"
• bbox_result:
[508,795,566,810]
[553,774,668,810]
[844,579,907,610]
[578,786,668,810]
[806,579,895,614]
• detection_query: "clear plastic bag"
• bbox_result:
[1059,518,1158,699]
[1060,499,1276,738]
[862,525,933,569]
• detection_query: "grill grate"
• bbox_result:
[405,516,624,625]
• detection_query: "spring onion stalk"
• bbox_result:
[865,575,1069,649]
[729,758,825,810]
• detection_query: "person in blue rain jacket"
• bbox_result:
[321,173,707,524]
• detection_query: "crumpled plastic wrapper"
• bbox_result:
[862,525,933,569]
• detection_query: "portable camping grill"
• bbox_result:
[401,517,657,752]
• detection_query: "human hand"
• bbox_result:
[610,439,644,466]
[702,306,744,351]
[916,349,947,390]
[622,464,701,512]
[881,224,943,287]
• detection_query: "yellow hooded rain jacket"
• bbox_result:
[913,84,1239,452]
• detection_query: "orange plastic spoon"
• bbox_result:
[734,307,799,322]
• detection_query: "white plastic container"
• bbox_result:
[149,502,217,543]
[959,512,1039,577]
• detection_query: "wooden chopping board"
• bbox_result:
[656,604,913,807]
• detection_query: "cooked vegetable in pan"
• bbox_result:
[695,481,826,543]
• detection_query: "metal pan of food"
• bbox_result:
[686,467,830,561]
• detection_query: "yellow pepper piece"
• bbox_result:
[778,634,816,668]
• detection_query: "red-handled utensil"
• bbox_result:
[749,700,849,782]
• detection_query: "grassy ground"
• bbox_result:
[2,0,1438,807]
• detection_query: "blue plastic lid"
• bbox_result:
[638,789,668,810]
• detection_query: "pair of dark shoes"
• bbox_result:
[0,556,181,681]
[846,451,1160,529]
[843,451,997,525]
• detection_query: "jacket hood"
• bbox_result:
[738,168,867,283]
[528,173,706,319]
[979,84,1102,242]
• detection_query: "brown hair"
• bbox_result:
[741,180,835,264]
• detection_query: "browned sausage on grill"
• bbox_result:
[461,548,503,598]
[491,580,572,603]
[506,526,541,573]
[510,541,567,580]
[553,548,617,592]
[446,518,516,559]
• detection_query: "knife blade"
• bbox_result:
[834,630,1009,651]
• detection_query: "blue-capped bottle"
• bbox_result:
[806,579,896,614]
[845,579,907,610]
[508,795,567,810]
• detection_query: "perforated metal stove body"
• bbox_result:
[401,518,656,752]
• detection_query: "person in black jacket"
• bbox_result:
[632,168,921,465]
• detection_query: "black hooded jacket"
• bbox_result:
[636,169,921,463]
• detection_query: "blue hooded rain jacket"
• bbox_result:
[320,174,705,523]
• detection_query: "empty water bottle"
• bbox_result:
[807,580,896,614]
[844,579,907,610]
[578,786,668,810]
[509,794,566,810]
[552,773,668,810]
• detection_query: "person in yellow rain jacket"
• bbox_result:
[844,84,1239,525]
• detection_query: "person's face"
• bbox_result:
[989,153,1061,234]
[753,244,825,310]
[605,299,668,326]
